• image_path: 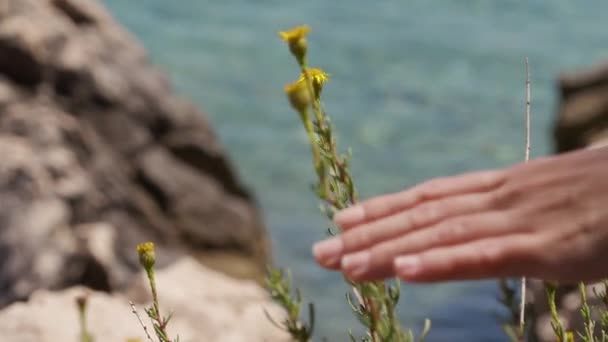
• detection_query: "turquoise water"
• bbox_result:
[103,1,608,340]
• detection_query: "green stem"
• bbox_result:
[78,305,91,342]
[145,267,173,342]
[146,269,159,317]
[301,108,321,175]
[579,282,596,342]
[298,63,395,342]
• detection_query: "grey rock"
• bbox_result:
[0,0,270,307]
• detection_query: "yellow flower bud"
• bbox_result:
[279,25,310,65]
[300,67,329,98]
[136,242,156,270]
[284,79,312,114]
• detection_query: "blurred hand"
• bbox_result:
[312,147,608,283]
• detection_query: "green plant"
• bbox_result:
[593,279,608,341]
[579,282,597,342]
[265,268,315,342]
[136,242,179,342]
[76,293,94,342]
[545,282,574,342]
[265,24,430,342]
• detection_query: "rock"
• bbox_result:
[0,258,290,342]
[554,61,608,151]
[0,0,270,307]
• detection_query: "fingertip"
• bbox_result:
[394,255,421,280]
[334,205,364,228]
[341,251,370,279]
[312,238,344,269]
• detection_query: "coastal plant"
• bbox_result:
[135,242,179,342]
[265,268,315,342]
[265,24,430,342]
[76,293,94,342]
[579,282,597,342]
[593,279,608,341]
[545,282,574,342]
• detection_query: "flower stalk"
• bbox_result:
[579,282,596,342]
[76,293,94,342]
[273,24,429,342]
[265,268,315,342]
[545,281,574,342]
[136,242,179,342]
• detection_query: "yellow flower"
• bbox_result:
[279,25,310,45]
[300,67,329,97]
[136,242,156,270]
[284,79,311,113]
[279,25,310,65]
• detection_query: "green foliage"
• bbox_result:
[593,279,608,342]
[579,282,597,342]
[265,268,315,342]
[545,282,574,342]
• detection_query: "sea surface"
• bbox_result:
[102,1,608,340]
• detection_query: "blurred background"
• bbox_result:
[100,0,608,341]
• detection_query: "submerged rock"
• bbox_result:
[0,0,270,307]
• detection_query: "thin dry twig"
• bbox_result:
[524,57,531,163]
[129,300,156,342]
[519,56,531,335]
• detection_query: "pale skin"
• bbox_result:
[312,147,608,283]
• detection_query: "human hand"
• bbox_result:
[312,147,608,283]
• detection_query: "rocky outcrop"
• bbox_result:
[0,258,289,342]
[0,0,270,307]
[554,61,608,151]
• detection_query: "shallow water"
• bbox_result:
[103,1,608,340]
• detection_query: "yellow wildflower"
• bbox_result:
[303,67,329,84]
[136,242,156,270]
[279,25,310,45]
[300,67,329,98]
[284,79,311,114]
[279,25,310,65]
